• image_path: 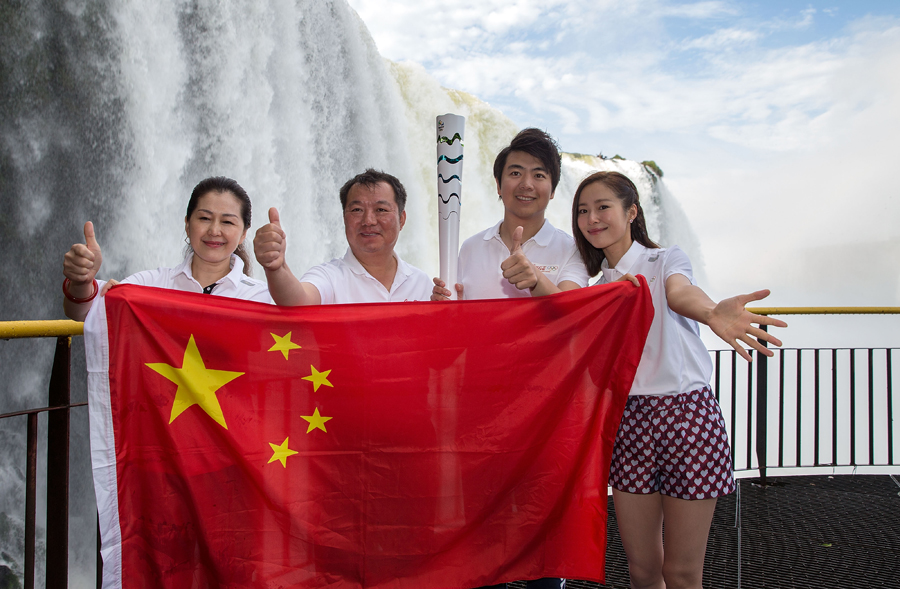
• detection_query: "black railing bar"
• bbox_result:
[814,350,821,467]
[851,351,857,466]
[777,349,784,468]
[731,350,738,468]
[46,335,71,588]
[868,349,875,467]
[888,349,894,466]
[709,346,900,352]
[25,413,37,589]
[748,353,755,472]
[755,326,767,483]
[0,402,87,420]
[735,480,742,589]
[832,349,838,467]
[714,350,721,403]
[796,349,802,468]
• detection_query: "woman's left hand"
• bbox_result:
[708,289,787,362]
[100,279,120,296]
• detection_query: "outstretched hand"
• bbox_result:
[708,289,787,362]
[501,226,539,291]
[64,221,103,285]
[431,277,464,301]
[254,207,287,271]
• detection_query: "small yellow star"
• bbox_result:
[268,332,302,360]
[301,408,332,433]
[146,335,244,429]
[268,437,299,468]
[302,365,333,392]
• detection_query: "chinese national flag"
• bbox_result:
[86,279,653,589]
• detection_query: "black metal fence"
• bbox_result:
[0,331,84,589]
[712,346,898,484]
[2,314,899,587]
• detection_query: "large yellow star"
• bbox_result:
[268,437,299,468]
[146,335,244,429]
[268,331,302,360]
[302,365,333,392]
[301,408,332,433]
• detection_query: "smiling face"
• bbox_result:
[184,190,248,266]
[497,150,554,223]
[576,181,637,258]
[343,181,406,259]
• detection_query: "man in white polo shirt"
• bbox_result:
[434,128,588,302]
[254,169,432,305]
[433,129,587,589]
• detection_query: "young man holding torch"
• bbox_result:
[432,128,589,589]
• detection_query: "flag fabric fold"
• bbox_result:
[87,279,653,588]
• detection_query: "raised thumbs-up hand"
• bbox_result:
[500,225,539,291]
[253,207,287,271]
[63,221,103,286]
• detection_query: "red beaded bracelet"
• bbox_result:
[63,278,99,304]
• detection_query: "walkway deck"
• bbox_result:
[516,475,900,588]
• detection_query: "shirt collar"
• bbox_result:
[341,247,410,278]
[177,253,243,286]
[484,219,553,247]
[600,241,647,282]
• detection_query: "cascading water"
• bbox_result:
[0,1,699,585]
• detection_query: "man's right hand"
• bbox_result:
[431,277,464,301]
[254,207,287,271]
[64,221,103,287]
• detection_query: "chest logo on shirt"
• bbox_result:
[534,265,560,273]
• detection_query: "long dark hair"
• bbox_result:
[571,171,659,277]
[185,176,253,276]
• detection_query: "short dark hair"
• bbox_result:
[571,171,659,277]
[493,128,562,192]
[339,169,408,213]
[186,176,253,276]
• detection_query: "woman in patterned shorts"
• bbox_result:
[571,171,786,589]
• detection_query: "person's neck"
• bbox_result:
[191,255,233,288]
[354,249,399,291]
[499,214,546,252]
[603,238,634,270]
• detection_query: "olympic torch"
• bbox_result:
[437,114,464,299]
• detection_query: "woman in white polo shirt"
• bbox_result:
[571,171,786,589]
[63,176,272,320]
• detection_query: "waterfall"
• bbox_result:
[0,1,699,584]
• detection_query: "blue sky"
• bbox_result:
[347,1,900,346]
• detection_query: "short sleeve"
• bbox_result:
[556,246,590,287]
[241,283,275,304]
[120,269,157,286]
[298,264,334,305]
[662,246,695,285]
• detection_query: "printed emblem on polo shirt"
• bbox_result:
[534,265,560,273]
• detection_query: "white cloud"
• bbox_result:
[656,1,739,19]
[679,27,760,50]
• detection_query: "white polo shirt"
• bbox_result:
[299,248,432,304]
[117,254,273,304]
[599,242,712,397]
[458,219,589,300]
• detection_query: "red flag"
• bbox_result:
[86,279,653,588]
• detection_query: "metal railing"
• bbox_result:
[717,307,900,485]
[1,309,898,586]
[0,321,84,589]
